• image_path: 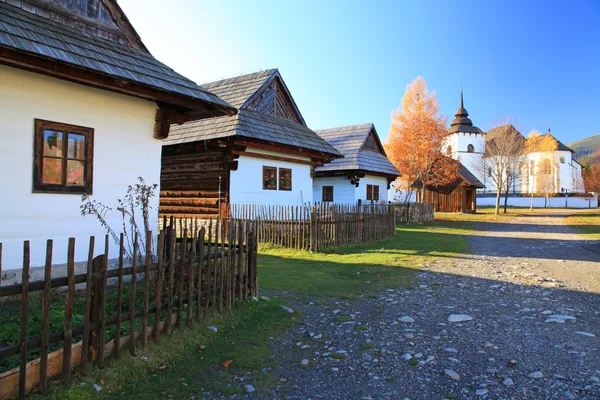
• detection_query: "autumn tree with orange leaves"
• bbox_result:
[582,149,600,193]
[387,77,459,202]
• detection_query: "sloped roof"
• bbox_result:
[527,134,573,153]
[314,123,400,177]
[459,162,484,188]
[166,109,341,156]
[486,124,526,142]
[203,69,277,109]
[0,2,235,116]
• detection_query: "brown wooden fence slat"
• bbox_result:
[18,241,30,400]
[62,238,75,382]
[39,239,52,393]
[129,234,138,355]
[115,233,124,359]
[154,231,165,343]
[187,228,195,328]
[219,219,225,313]
[204,219,213,319]
[80,236,95,375]
[142,231,152,349]
[177,228,187,329]
[98,236,109,369]
[212,220,218,313]
[166,229,175,336]
[196,226,205,322]
[237,222,244,302]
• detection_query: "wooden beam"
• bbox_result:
[232,150,315,166]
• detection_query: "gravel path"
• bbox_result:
[241,213,600,399]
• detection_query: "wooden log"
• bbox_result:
[19,241,30,400]
[80,237,94,375]
[129,235,138,355]
[38,240,52,393]
[115,234,124,359]
[97,237,109,369]
[62,238,75,381]
[154,231,165,343]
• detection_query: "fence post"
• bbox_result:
[88,254,106,364]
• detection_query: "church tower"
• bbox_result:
[445,89,485,189]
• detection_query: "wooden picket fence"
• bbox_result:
[229,202,396,252]
[0,219,257,399]
[393,202,435,224]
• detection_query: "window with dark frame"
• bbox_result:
[33,119,94,194]
[322,186,334,202]
[279,168,292,191]
[366,184,380,201]
[263,166,277,190]
[467,144,475,153]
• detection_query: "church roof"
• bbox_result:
[448,89,484,134]
[527,133,573,153]
[314,123,400,177]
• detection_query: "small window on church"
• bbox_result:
[467,144,475,153]
[446,145,452,155]
[487,167,492,177]
[559,156,565,164]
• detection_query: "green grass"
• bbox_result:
[28,299,296,400]
[258,222,471,297]
[562,210,600,239]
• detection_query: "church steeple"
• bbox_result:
[448,88,481,134]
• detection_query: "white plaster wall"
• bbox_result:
[447,131,485,191]
[312,176,356,204]
[0,65,160,270]
[230,149,313,206]
[356,175,388,203]
[478,195,597,209]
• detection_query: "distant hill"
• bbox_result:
[568,134,600,160]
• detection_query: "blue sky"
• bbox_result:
[120,0,599,145]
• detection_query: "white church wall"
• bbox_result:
[478,195,596,208]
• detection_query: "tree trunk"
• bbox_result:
[503,178,510,214]
[530,192,534,211]
[495,190,501,215]
[420,187,425,203]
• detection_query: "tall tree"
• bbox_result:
[582,149,600,193]
[387,77,459,201]
[480,124,526,215]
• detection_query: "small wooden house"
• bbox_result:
[0,0,235,271]
[161,69,342,219]
[419,163,484,212]
[312,124,400,203]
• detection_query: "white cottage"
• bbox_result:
[313,124,400,204]
[0,0,235,272]
[160,69,341,219]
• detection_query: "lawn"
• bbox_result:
[560,210,600,239]
[13,218,473,399]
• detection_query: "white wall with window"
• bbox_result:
[229,148,313,206]
[312,176,355,204]
[0,65,161,270]
[355,175,388,203]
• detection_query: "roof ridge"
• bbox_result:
[315,122,373,132]
[201,68,278,88]
[0,2,217,95]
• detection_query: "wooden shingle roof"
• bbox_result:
[165,70,339,156]
[315,123,400,177]
[0,1,235,117]
[458,162,484,188]
[166,109,341,156]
